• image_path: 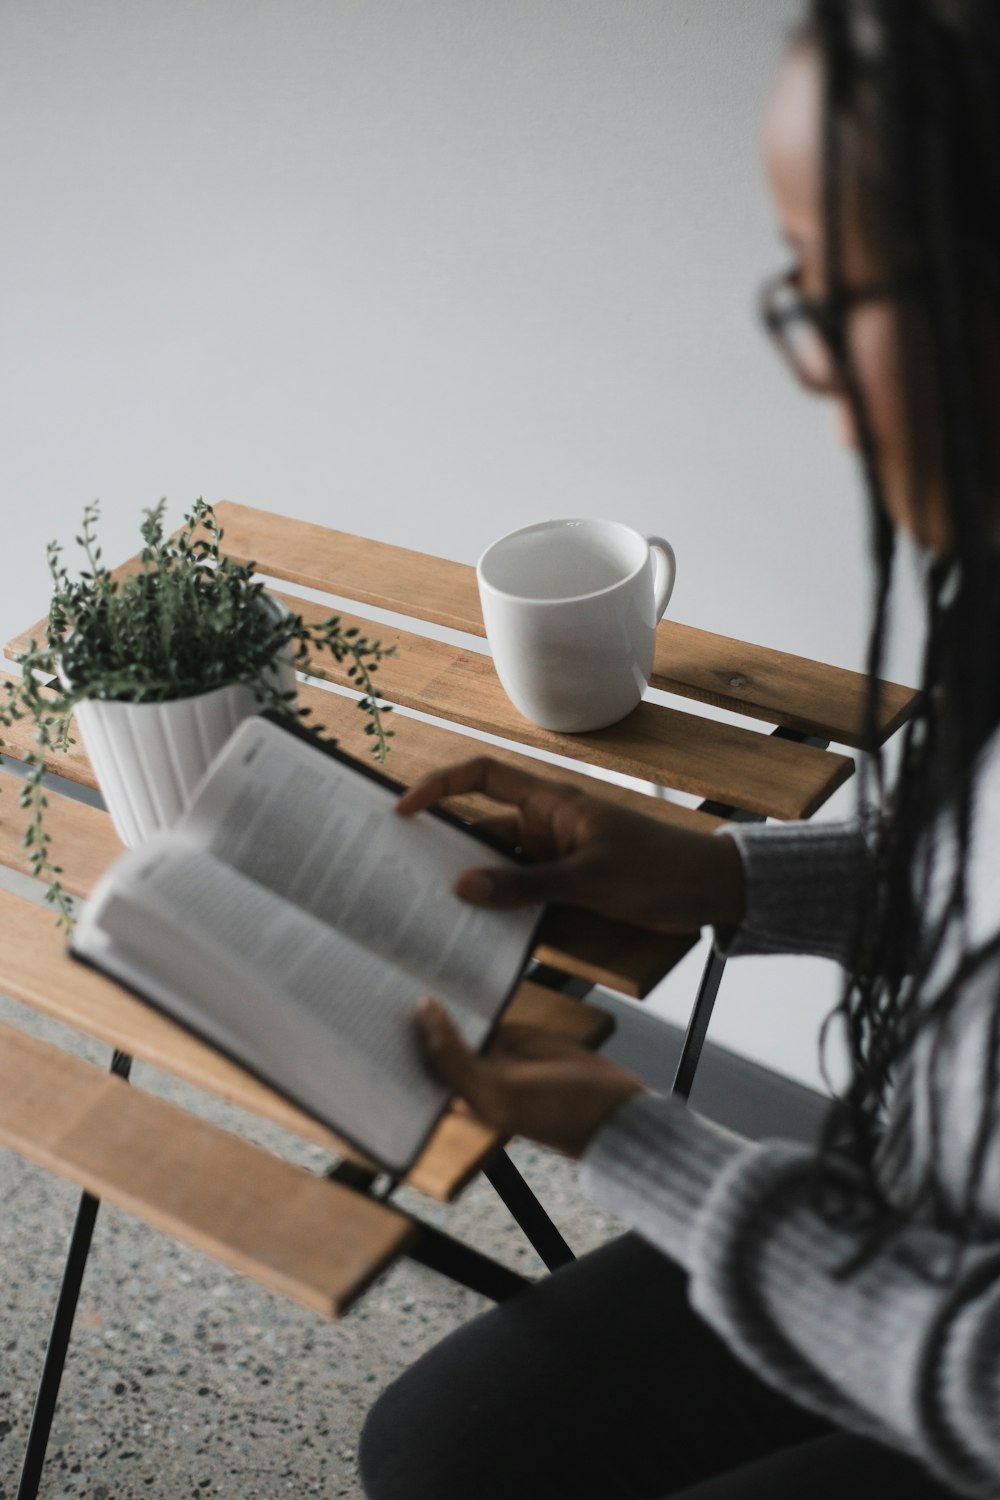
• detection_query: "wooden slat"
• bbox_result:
[203,500,917,749]
[649,624,914,748]
[0,670,716,997]
[535,906,695,997]
[3,506,917,753]
[0,671,93,784]
[4,606,852,822]
[216,502,484,637]
[0,1018,413,1316]
[0,874,610,1200]
[0,669,727,834]
[265,592,853,821]
[0,669,725,832]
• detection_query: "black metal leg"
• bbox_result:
[16,1190,102,1500]
[16,1050,132,1500]
[325,1159,380,1194]
[406,1221,532,1302]
[328,1144,575,1273]
[483,1150,575,1270]
[670,788,766,1106]
[323,1158,535,1300]
[671,947,727,1103]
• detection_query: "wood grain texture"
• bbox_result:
[266,591,853,821]
[0,1018,413,1315]
[205,500,918,748]
[3,503,918,749]
[535,906,696,996]
[215,502,484,635]
[0,677,721,997]
[0,878,608,1201]
[4,599,855,821]
[0,671,93,784]
[1,670,728,832]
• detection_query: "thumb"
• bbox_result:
[454,852,591,909]
[415,997,485,1093]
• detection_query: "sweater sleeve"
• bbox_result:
[713,817,872,968]
[581,1093,1000,1498]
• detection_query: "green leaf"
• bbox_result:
[5,494,399,927]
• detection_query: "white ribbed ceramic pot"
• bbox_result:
[64,600,296,849]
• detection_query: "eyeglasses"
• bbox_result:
[759,267,892,392]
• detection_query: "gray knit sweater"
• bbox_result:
[580,733,1000,1498]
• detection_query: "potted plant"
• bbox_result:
[0,498,395,927]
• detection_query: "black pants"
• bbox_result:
[359,1233,958,1499]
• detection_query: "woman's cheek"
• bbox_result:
[851,305,928,536]
[835,398,858,450]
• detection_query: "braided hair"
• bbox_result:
[800,0,1000,1271]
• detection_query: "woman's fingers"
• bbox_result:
[396,756,558,818]
[396,755,727,933]
[396,757,591,905]
[472,813,525,848]
[416,1000,647,1156]
[417,1002,565,1128]
[486,1023,587,1062]
[454,848,594,908]
[415,998,500,1117]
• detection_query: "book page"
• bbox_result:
[182,717,540,1020]
[74,838,488,1171]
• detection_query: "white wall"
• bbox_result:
[0,0,923,1093]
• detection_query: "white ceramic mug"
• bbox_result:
[477,518,677,733]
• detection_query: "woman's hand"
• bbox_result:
[416,998,645,1158]
[396,756,745,935]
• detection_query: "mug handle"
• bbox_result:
[646,536,677,621]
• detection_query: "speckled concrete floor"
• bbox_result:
[0,991,622,1499]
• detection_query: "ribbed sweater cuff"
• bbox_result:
[711,819,870,966]
[579,1092,750,1270]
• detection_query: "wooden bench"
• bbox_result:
[0,1017,414,1317]
[0,500,919,1497]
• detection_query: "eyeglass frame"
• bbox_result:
[758,266,894,392]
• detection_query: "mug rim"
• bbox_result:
[477,517,649,606]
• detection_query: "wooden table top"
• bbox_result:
[0,500,920,1313]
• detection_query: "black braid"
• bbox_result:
[801,0,1000,1276]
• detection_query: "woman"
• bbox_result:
[360,3,1000,1496]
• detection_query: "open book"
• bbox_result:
[71,714,544,1173]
